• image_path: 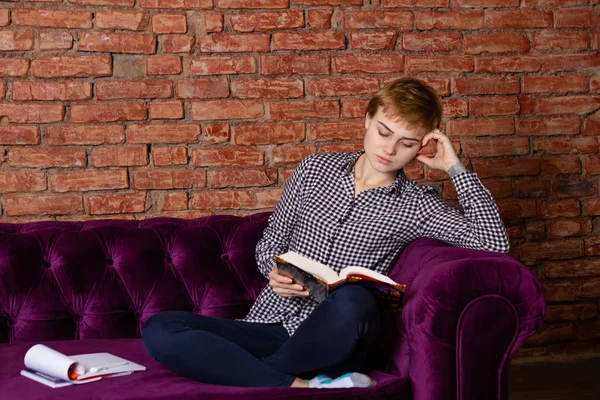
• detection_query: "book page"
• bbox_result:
[24,344,86,383]
[277,251,340,284]
[339,266,398,285]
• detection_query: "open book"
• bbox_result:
[275,251,406,309]
[21,344,146,387]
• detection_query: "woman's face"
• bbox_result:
[363,108,425,173]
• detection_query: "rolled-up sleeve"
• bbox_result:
[417,171,510,253]
[255,154,314,278]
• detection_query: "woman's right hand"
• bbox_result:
[269,265,310,298]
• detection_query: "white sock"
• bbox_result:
[307,373,375,389]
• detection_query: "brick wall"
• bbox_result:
[0,0,599,358]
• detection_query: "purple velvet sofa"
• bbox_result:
[0,213,545,400]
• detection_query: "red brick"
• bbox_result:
[161,191,188,211]
[79,32,156,53]
[0,104,64,123]
[133,169,206,189]
[453,76,519,95]
[4,194,83,216]
[402,33,462,52]
[465,33,529,54]
[583,112,599,136]
[12,9,92,29]
[537,96,600,115]
[273,31,345,51]
[0,172,46,193]
[524,76,589,94]
[91,146,148,167]
[0,58,28,77]
[528,322,577,344]
[585,237,600,256]
[532,31,590,52]
[199,33,270,52]
[147,55,182,75]
[272,145,316,165]
[176,78,229,98]
[295,0,362,4]
[320,142,364,154]
[442,99,468,118]
[47,125,124,146]
[545,304,598,322]
[484,10,552,29]
[127,124,199,143]
[586,156,600,175]
[0,126,39,145]
[552,176,597,198]
[579,280,600,300]
[470,96,519,116]
[471,158,539,178]
[232,78,304,99]
[517,117,581,136]
[540,157,581,175]
[496,199,536,219]
[555,8,599,28]
[416,10,484,30]
[152,146,188,165]
[191,147,263,167]
[88,192,146,215]
[310,121,364,142]
[270,100,339,120]
[341,98,369,118]
[152,14,187,33]
[307,77,379,97]
[0,30,34,51]
[0,9,8,27]
[189,55,256,75]
[447,117,514,136]
[547,218,593,238]
[384,0,448,5]
[149,100,184,119]
[407,56,473,73]
[345,11,413,30]
[50,170,128,192]
[71,0,135,5]
[523,0,586,5]
[216,0,289,7]
[190,188,282,210]
[204,14,224,33]
[475,57,541,73]
[161,34,195,53]
[95,10,145,30]
[533,138,597,155]
[234,122,305,145]
[454,0,517,5]
[538,199,581,219]
[0,80,4,99]
[333,54,403,74]
[542,54,600,73]
[9,147,86,168]
[231,10,304,32]
[203,123,230,144]
[481,179,513,198]
[208,168,278,188]
[192,100,264,120]
[71,102,146,123]
[33,55,111,78]
[13,81,90,101]
[350,31,397,50]
[38,30,73,50]
[140,0,212,9]
[461,138,529,158]
[260,54,330,75]
[307,9,333,29]
[521,240,583,264]
[585,198,600,215]
[97,80,172,100]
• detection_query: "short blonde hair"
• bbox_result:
[366,77,443,133]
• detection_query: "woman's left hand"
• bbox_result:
[415,129,461,173]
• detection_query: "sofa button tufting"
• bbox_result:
[7,318,15,326]
[42,261,51,268]
[221,254,229,262]
[74,315,82,323]
[133,311,142,319]
[106,259,114,266]
[164,255,172,263]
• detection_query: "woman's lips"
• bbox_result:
[377,155,392,164]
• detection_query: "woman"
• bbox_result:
[142,77,510,389]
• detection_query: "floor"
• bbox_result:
[509,357,600,400]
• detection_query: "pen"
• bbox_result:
[89,361,129,373]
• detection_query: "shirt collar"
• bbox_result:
[341,150,409,196]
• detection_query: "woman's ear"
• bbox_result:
[364,112,371,130]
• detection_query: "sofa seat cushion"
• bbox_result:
[0,338,411,400]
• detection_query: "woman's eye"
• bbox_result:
[378,131,390,137]
[403,144,414,148]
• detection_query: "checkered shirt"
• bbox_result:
[242,151,510,336]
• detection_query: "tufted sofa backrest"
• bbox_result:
[0,213,271,344]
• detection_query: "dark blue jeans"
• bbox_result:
[142,285,381,387]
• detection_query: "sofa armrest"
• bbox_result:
[386,238,545,400]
